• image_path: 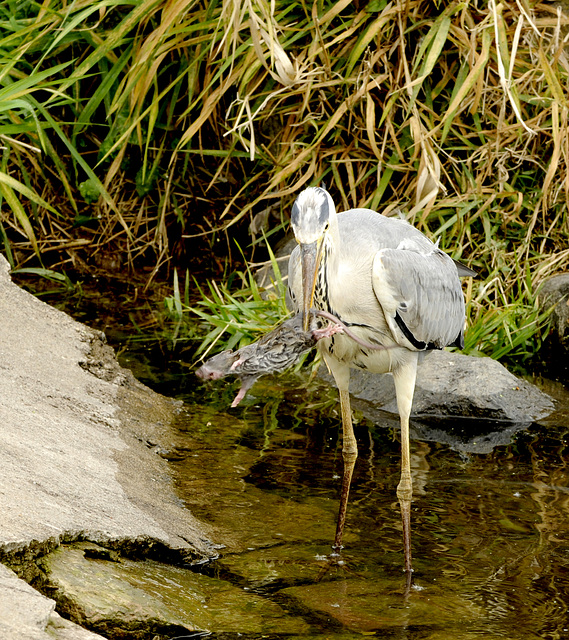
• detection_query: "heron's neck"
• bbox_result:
[314,212,340,313]
[323,210,341,278]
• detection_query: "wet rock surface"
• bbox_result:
[281,577,484,630]
[42,542,311,638]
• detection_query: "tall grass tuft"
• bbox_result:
[1,0,568,361]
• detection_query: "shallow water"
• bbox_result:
[125,354,569,640]
[35,291,569,639]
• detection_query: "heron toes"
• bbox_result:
[312,323,344,341]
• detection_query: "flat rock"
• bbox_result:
[43,543,310,637]
[0,254,213,559]
[0,254,216,635]
[281,576,484,631]
[320,350,554,424]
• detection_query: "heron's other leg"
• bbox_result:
[332,387,357,553]
[392,355,419,574]
[327,359,356,554]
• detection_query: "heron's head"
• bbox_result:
[290,187,336,329]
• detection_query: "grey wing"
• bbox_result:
[372,244,466,350]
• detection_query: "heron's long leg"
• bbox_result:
[393,356,418,574]
[332,387,357,553]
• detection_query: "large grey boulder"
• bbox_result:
[0,254,216,638]
[0,254,213,560]
[335,350,554,422]
[319,350,555,453]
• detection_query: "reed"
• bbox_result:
[1,0,568,361]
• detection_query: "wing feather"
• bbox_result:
[372,242,465,350]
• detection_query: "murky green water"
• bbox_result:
[121,350,569,640]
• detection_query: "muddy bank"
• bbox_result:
[0,254,216,639]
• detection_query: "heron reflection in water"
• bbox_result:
[288,186,475,573]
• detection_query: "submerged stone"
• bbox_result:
[216,543,343,590]
[281,576,484,631]
[43,543,311,638]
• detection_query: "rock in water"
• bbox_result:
[539,274,569,380]
[322,350,555,428]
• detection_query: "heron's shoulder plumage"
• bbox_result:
[336,208,434,254]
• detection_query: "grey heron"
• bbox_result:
[288,186,474,573]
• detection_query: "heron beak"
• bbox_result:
[300,240,321,331]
